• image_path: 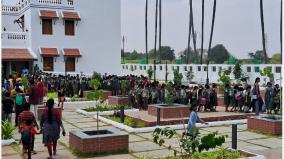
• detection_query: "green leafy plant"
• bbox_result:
[86,91,95,100]
[153,127,227,159]
[233,61,242,81]
[120,80,128,96]
[260,67,274,82]
[103,115,145,128]
[165,82,174,105]
[174,69,183,85]
[47,92,58,99]
[147,69,153,80]
[2,120,16,139]
[92,71,101,80]
[186,70,194,83]
[22,76,29,92]
[88,79,101,91]
[83,104,131,112]
[218,69,231,89]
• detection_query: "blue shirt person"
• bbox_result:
[187,104,207,132]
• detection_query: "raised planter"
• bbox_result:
[108,96,128,106]
[227,149,265,159]
[37,106,62,120]
[218,96,225,107]
[63,101,97,107]
[2,139,16,146]
[148,104,189,118]
[103,90,112,100]
[76,108,139,117]
[247,114,282,135]
[69,128,128,154]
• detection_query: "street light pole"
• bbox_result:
[122,36,125,63]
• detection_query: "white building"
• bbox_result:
[121,63,282,85]
[2,0,121,77]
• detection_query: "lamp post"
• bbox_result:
[122,36,125,63]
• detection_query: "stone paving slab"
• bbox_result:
[2,146,18,156]
[129,134,147,142]
[30,149,76,159]
[136,132,153,140]
[129,141,165,153]
[253,147,282,159]
[237,124,248,130]
[87,154,134,159]
[234,131,268,141]
[133,149,175,158]
[245,138,282,149]
[65,118,97,123]
[2,154,22,159]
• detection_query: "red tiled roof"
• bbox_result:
[39,10,58,18]
[2,48,37,61]
[63,48,81,57]
[40,48,59,57]
[62,11,80,20]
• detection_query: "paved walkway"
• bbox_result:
[2,105,282,159]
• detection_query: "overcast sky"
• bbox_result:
[3,0,281,59]
[121,0,281,59]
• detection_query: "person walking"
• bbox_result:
[265,82,274,114]
[186,103,208,136]
[224,84,231,112]
[57,87,65,110]
[40,98,65,159]
[28,79,40,118]
[15,88,25,126]
[18,103,39,155]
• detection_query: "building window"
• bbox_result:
[126,65,128,69]
[140,66,142,70]
[228,66,232,72]
[65,20,75,35]
[198,66,201,71]
[255,67,260,72]
[184,66,187,71]
[212,66,216,72]
[122,65,124,69]
[66,57,75,72]
[42,19,53,35]
[144,66,146,70]
[134,65,137,70]
[150,66,152,70]
[218,66,222,72]
[160,66,163,71]
[43,57,53,71]
[172,66,174,70]
[189,66,192,71]
[176,66,180,71]
[247,67,251,72]
[275,67,281,73]
[203,66,207,71]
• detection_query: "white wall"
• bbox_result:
[122,64,282,85]
[2,0,122,75]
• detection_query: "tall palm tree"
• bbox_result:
[200,0,205,64]
[189,0,197,60]
[260,0,268,63]
[158,0,162,63]
[154,0,158,81]
[206,0,217,84]
[145,0,148,64]
[187,0,192,64]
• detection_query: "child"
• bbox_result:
[2,92,14,122]
[265,82,274,114]
[224,84,231,112]
[20,119,40,159]
[185,103,208,136]
[243,85,252,113]
[15,88,25,126]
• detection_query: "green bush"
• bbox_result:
[47,92,58,99]
[92,71,101,80]
[2,120,16,139]
[86,92,95,100]
[103,115,144,128]
[83,104,131,112]
[165,82,174,105]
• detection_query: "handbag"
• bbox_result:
[200,98,208,105]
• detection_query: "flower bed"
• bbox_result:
[102,115,145,128]
[108,96,128,105]
[148,104,190,118]
[248,114,282,135]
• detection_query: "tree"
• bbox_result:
[260,66,274,82]
[173,69,183,85]
[269,53,281,64]
[186,70,194,83]
[145,0,149,64]
[149,46,175,61]
[165,82,174,105]
[154,0,158,81]
[189,0,197,58]
[180,47,195,64]
[186,0,192,64]
[233,61,242,81]
[259,0,268,63]
[158,0,162,63]
[208,44,230,63]
[200,0,205,64]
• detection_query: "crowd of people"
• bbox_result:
[1,70,282,158]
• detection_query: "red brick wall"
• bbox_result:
[148,105,190,118]
[108,96,128,105]
[69,133,128,153]
[218,97,225,107]
[247,117,282,135]
[103,91,112,100]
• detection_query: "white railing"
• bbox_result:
[2,5,20,13]
[2,32,29,47]
[2,0,73,13]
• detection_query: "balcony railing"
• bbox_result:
[2,32,29,47]
[2,0,73,14]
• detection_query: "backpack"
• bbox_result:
[21,127,32,146]
[15,95,24,105]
